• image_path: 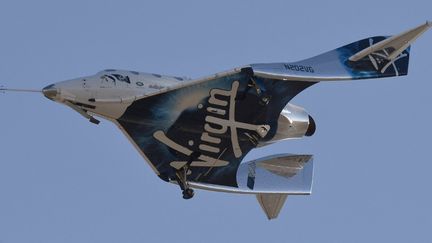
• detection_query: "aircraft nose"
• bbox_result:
[42,84,58,100]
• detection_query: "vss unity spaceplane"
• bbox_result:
[2,22,430,219]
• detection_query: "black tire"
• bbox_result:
[182,189,194,199]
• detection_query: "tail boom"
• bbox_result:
[250,22,431,82]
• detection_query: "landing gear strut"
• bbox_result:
[175,167,194,199]
[174,151,200,199]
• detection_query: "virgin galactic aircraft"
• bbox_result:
[1,22,430,219]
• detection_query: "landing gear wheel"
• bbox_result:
[174,151,200,200]
[182,188,194,199]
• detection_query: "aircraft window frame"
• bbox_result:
[111,73,131,84]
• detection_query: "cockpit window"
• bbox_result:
[130,71,139,75]
[101,74,130,84]
[111,74,131,83]
[152,73,162,78]
[104,69,117,72]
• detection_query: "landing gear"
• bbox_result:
[175,168,195,199]
[174,151,200,200]
[175,167,194,200]
[182,188,194,199]
[89,116,100,125]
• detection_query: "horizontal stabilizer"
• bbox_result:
[190,154,313,195]
[349,21,431,62]
[257,154,312,178]
[256,193,288,220]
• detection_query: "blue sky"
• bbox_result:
[0,0,431,242]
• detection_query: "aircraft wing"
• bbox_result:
[115,68,315,187]
[115,22,430,190]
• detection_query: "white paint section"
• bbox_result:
[201,132,221,144]
[199,144,220,153]
[228,81,242,158]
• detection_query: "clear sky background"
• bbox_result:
[0,1,431,242]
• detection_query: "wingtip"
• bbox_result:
[427,20,432,27]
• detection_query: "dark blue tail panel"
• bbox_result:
[337,36,410,79]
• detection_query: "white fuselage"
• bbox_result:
[44,69,188,120]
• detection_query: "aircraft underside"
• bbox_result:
[1,21,430,219]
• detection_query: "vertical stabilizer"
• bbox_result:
[256,194,288,220]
